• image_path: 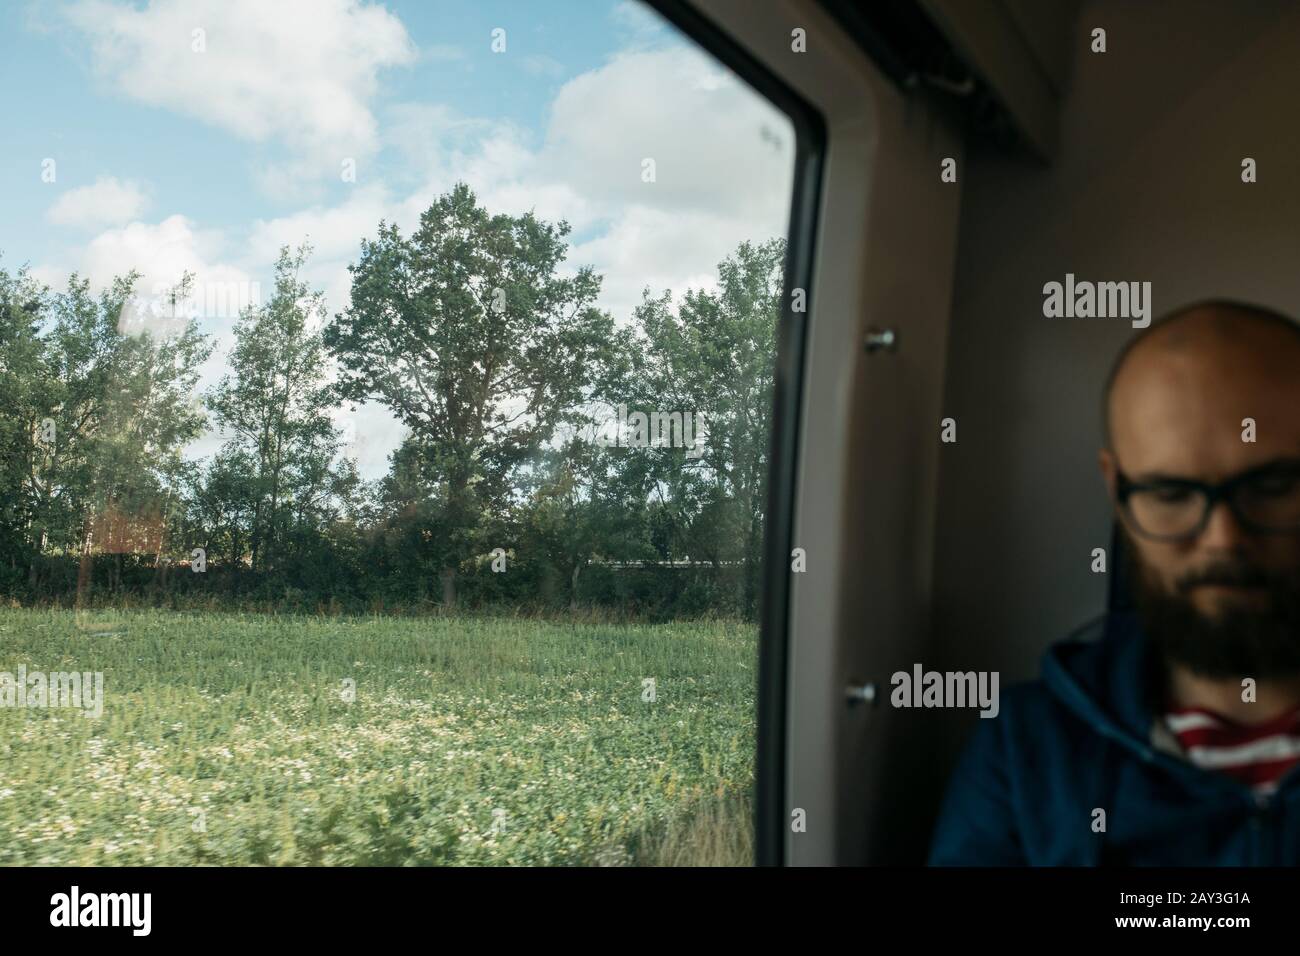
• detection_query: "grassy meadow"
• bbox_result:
[0,607,756,866]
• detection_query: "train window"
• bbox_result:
[0,0,808,866]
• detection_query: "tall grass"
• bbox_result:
[0,606,756,865]
[624,791,754,866]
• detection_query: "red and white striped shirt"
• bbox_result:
[1164,704,1300,796]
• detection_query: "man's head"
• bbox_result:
[1097,300,1300,679]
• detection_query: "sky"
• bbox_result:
[0,0,795,478]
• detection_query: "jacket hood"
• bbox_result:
[1040,610,1159,761]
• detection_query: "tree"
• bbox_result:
[207,244,346,577]
[89,274,212,591]
[515,435,655,609]
[16,270,210,597]
[325,182,617,606]
[0,267,52,585]
[627,238,785,614]
[188,445,259,570]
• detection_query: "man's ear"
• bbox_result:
[1098,446,1118,501]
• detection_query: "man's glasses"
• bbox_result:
[1115,461,1300,541]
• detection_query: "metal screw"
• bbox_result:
[864,327,898,353]
[845,682,877,706]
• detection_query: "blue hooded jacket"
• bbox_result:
[927,609,1300,864]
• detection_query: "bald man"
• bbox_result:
[928,300,1300,865]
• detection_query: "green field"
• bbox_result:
[0,607,756,865]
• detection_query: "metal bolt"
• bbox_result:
[864,327,898,353]
[845,682,877,706]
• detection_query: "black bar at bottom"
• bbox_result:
[0,866,1287,941]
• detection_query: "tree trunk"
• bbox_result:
[27,527,43,589]
[743,505,761,617]
[75,526,94,608]
[440,566,458,608]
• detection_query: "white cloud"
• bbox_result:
[65,0,417,182]
[382,103,501,188]
[536,47,792,221]
[82,214,246,300]
[47,176,149,230]
[566,205,740,328]
[247,183,395,264]
[609,0,673,50]
[27,263,73,295]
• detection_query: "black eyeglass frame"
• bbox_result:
[1115,461,1300,541]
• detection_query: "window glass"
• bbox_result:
[0,0,794,866]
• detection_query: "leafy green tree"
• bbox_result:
[0,267,52,585]
[627,238,785,614]
[515,436,656,609]
[188,445,259,570]
[14,270,210,596]
[326,182,616,605]
[91,274,212,590]
[207,244,345,576]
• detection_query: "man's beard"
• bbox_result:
[1123,526,1300,680]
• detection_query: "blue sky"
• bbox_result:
[0,0,793,476]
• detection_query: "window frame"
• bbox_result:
[644,0,827,867]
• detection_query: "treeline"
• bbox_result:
[0,184,783,620]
